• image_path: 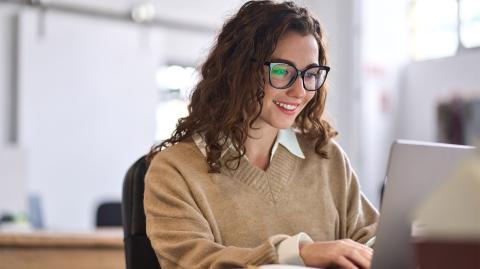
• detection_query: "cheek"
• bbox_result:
[299,92,316,113]
[262,83,276,102]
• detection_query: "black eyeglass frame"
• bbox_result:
[264,61,330,91]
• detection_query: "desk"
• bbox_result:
[0,229,125,269]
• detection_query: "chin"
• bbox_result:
[269,120,295,129]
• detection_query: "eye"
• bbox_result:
[305,71,317,78]
[304,67,321,79]
[271,65,289,77]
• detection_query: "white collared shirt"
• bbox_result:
[271,128,305,160]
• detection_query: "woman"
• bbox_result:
[144,1,378,269]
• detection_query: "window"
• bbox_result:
[155,65,199,141]
[460,0,480,48]
[410,0,458,60]
[410,0,480,60]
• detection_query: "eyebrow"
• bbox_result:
[269,58,320,70]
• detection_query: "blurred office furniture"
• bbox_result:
[0,213,30,232]
[414,239,480,269]
[437,97,480,145]
[122,156,160,269]
[0,229,124,269]
[96,201,122,227]
[27,194,44,229]
[463,98,480,145]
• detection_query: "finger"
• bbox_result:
[343,239,374,254]
[339,240,372,262]
[355,245,373,262]
[336,255,359,269]
[345,248,372,269]
[338,241,372,267]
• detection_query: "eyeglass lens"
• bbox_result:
[270,63,327,91]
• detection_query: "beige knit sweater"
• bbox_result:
[144,135,378,269]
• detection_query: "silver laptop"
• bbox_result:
[371,140,475,269]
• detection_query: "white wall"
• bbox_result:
[0,146,27,215]
[15,8,161,230]
[359,0,410,206]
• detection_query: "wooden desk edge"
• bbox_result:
[0,230,124,248]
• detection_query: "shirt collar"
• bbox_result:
[192,128,305,160]
[272,128,305,160]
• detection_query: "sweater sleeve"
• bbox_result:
[144,154,287,269]
[343,156,379,244]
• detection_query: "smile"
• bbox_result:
[273,100,299,111]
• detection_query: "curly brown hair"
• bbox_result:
[148,0,337,172]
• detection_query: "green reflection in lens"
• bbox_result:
[271,65,288,76]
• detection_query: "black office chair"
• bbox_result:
[96,201,122,227]
[122,156,161,269]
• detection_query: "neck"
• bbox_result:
[245,124,279,170]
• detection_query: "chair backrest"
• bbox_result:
[122,156,161,269]
[96,201,122,227]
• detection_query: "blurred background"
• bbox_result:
[0,0,479,231]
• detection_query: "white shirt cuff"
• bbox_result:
[276,232,314,265]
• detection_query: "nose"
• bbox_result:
[286,75,306,99]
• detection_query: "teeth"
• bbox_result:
[273,100,298,111]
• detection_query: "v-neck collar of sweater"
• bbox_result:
[225,145,300,203]
[192,129,304,203]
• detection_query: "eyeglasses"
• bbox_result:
[264,61,330,91]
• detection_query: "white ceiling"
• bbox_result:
[48,0,247,29]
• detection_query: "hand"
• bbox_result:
[299,239,373,269]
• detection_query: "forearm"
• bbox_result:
[147,221,286,269]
